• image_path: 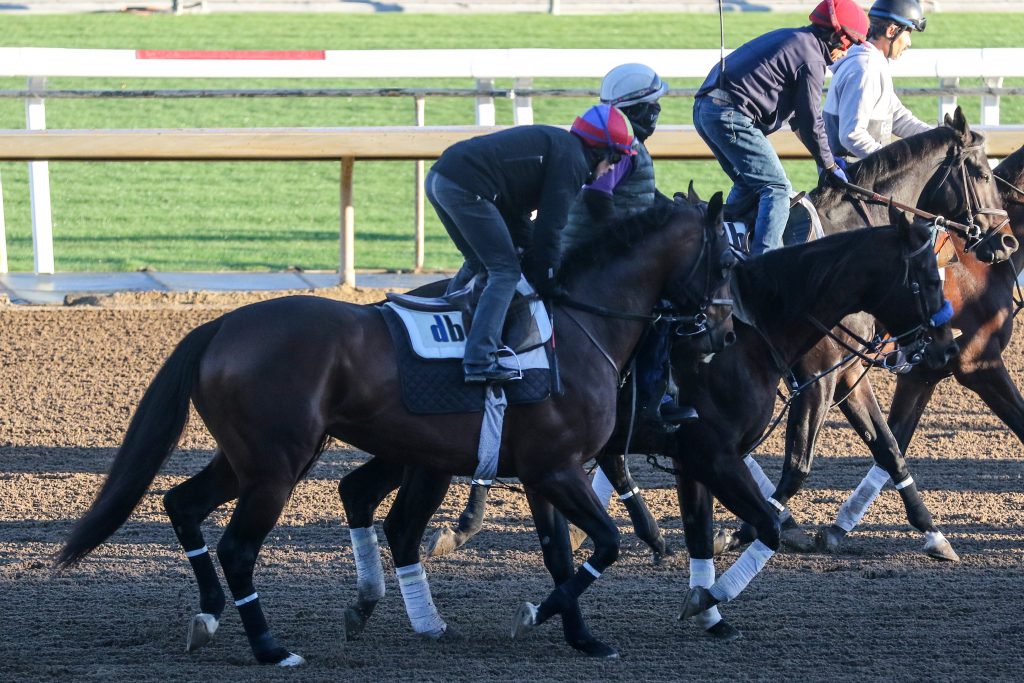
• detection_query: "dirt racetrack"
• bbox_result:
[1,288,1022,682]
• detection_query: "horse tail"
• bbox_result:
[56,317,224,569]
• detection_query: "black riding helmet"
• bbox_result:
[869,0,927,33]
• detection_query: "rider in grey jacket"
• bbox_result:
[824,0,931,160]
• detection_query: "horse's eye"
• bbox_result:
[979,171,991,182]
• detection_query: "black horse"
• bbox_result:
[716,108,1013,559]
[55,196,736,664]
[672,215,958,631]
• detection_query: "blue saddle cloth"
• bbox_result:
[379,305,551,415]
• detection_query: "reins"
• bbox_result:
[837,140,1011,252]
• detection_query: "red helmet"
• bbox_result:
[570,104,637,156]
[810,0,869,49]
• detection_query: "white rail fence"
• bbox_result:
[1,47,1023,277]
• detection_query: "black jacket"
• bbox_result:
[431,125,594,273]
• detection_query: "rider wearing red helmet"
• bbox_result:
[693,0,869,255]
[427,104,634,384]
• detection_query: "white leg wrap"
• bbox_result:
[396,563,446,637]
[835,465,890,532]
[743,455,775,500]
[709,540,775,603]
[744,455,790,521]
[689,558,723,629]
[349,527,385,603]
[591,467,615,511]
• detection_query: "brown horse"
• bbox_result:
[55,195,735,665]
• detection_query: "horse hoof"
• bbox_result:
[817,525,847,554]
[651,544,674,565]
[571,638,619,659]
[510,601,539,639]
[704,619,742,642]
[923,531,960,562]
[425,526,458,559]
[568,524,589,552]
[713,528,741,556]
[277,653,305,667]
[780,524,818,553]
[679,586,717,621]
[436,624,462,642]
[343,606,369,641]
[185,612,219,653]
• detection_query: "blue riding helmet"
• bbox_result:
[869,0,927,32]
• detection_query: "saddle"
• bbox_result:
[379,276,552,414]
[723,191,824,254]
[384,277,551,359]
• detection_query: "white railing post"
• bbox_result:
[0,169,7,273]
[938,76,959,125]
[26,76,55,274]
[982,76,1003,126]
[340,157,355,287]
[414,94,426,272]
[475,78,496,126]
[513,77,534,125]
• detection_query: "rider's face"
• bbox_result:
[888,27,913,60]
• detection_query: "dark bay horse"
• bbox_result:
[55,196,735,665]
[673,216,958,631]
[342,216,956,645]
[716,108,1014,558]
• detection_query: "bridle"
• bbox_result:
[739,227,951,458]
[842,140,1011,255]
[557,206,734,339]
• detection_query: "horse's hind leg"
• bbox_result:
[595,451,671,562]
[381,464,453,640]
[424,480,491,559]
[512,471,619,659]
[338,457,406,640]
[163,449,239,653]
[821,375,958,561]
[216,452,313,667]
[674,473,741,641]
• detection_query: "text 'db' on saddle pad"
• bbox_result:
[379,304,550,414]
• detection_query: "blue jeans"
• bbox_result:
[425,169,520,369]
[693,96,792,255]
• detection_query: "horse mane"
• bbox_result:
[558,194,697,282]
[735,225,895,323]
[811,125,972,212]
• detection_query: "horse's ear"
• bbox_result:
[894,210,912,243]
[707,191,725,228]
[687,180,702,204]
[951,106,970,141]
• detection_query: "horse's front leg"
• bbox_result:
[680,451,780,626]
[956,360,1024,444]
[511,470,619,659]
[592,451,671,562]
[674,471,741,641]
[718,366,837,556]
[381,464,454,640]
[888,373,941,455]
[338,457,406,640]
[820,375,958,561]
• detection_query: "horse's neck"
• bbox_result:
[743,244,890,365]
[561,255,667,372]
[816,157,936,233]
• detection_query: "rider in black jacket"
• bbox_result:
[427,105,637,384]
